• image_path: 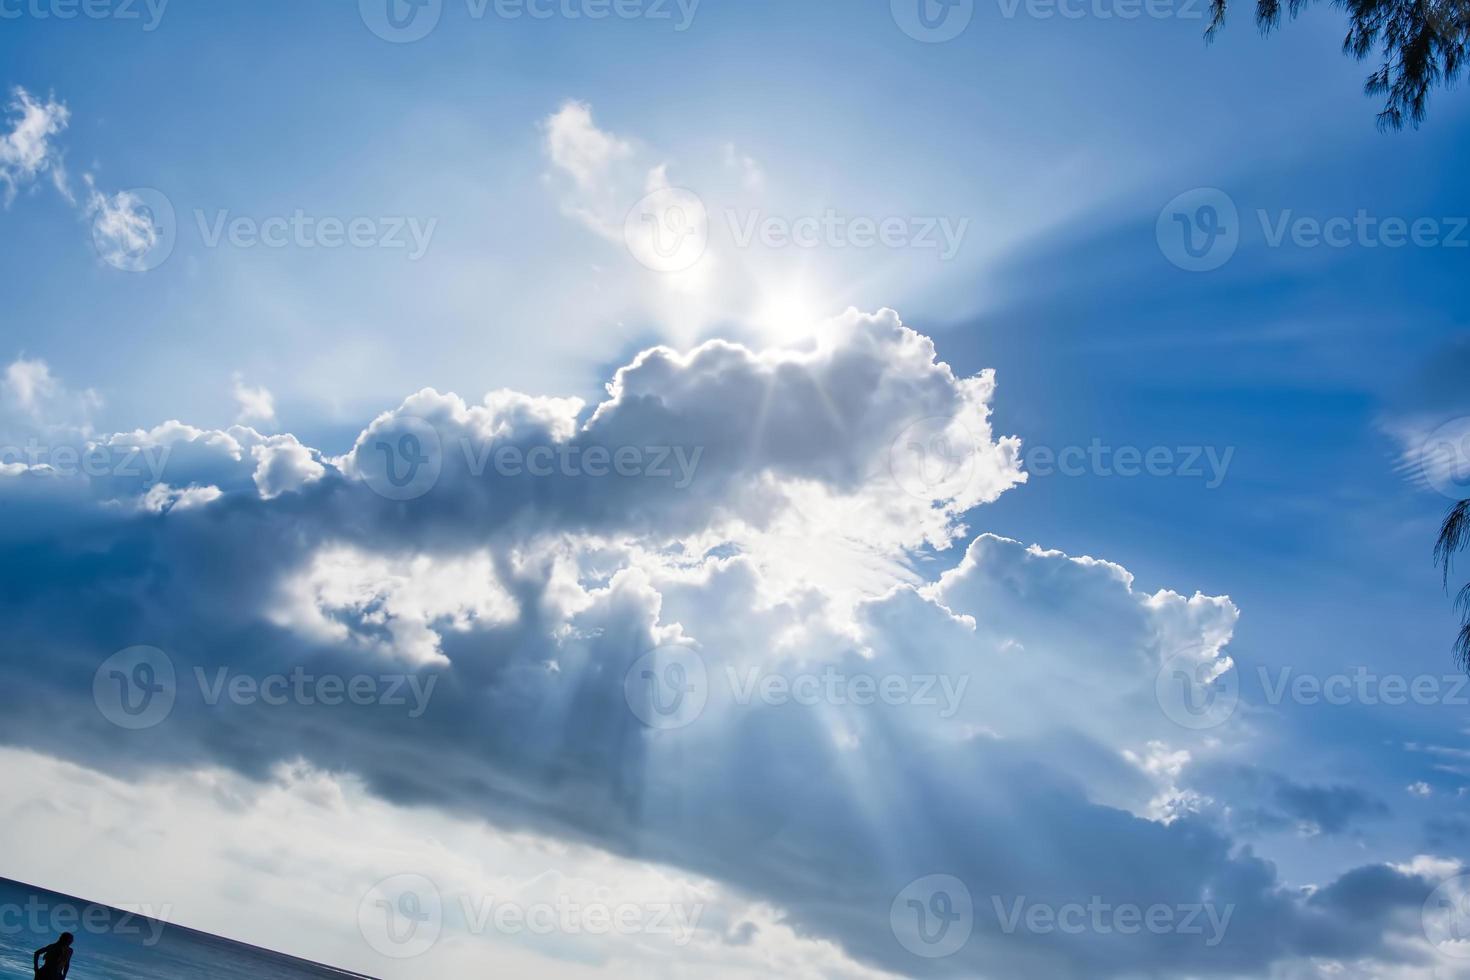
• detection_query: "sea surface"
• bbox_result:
[0,877,372,980]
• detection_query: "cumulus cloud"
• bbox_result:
[0,312,1461,978]
[251,434,325,500]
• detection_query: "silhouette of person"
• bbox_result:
[33,931,73,980]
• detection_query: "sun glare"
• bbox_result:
[752,281,832,344]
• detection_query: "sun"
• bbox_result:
[751,280,832,344]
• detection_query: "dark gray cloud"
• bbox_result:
[1199,765,1391,837]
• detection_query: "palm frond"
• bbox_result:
[1434,499,1470,671]
[1434,498,1470,586]
[1454,579,1470,614]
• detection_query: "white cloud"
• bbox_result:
[4,356,61,416]
[0,749,891,980]
[269,546,519,666]
[542,100,633,192]
[0,314,1455,979]
[232,374,277,426]
[140,482,224,514]
[252,434,326,500]
[0,86,70,205]
[0,87,165,268]
[540,99,681,248]
[85,180,166,271]
[1,355,102,437]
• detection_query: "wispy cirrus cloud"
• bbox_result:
[0,86,70,206]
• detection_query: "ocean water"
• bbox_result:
[0,878,372,980]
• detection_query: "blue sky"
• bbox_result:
[1,1,1469,977]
